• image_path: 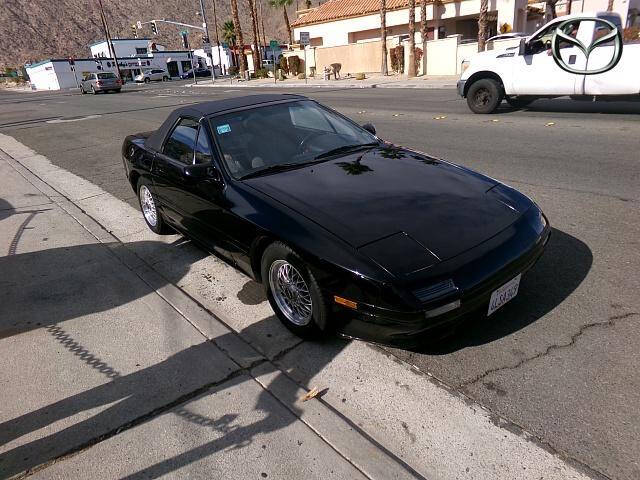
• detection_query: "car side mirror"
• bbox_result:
[518,37,527,56]
[362,123,376,136]
[183,163,223,184]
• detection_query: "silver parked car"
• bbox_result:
[81,72,122,94]
[134,69,170,83]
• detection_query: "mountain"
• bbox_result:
[0,0,296,69]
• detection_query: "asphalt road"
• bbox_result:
[1,81,639,480]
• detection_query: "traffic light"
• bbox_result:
[181,32,189,49]
[202,35,210,45]
[151,21,158,35]
[131,24,138,38]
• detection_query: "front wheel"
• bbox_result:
[137,179,172,234]
[163,76,169,82]
[144,77,150,84]
[466,78,503,114]
[261,242,328,338]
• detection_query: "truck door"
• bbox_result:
[512,20,586,95]
[582,16,639,95]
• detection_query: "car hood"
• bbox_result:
[245,146,530,274]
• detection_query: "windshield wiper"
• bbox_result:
[239,162,303,180]
[314,142,380,160]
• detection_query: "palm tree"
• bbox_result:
[222,20,238,67]
[420,0,428,75]
[407,0,416,76]
[478,0,488,52]
[545,0,559,19]
[566,0,572,15]
[230,0,248,75]
[607,0,614,11]
[247,0,261,71]
[380,0,388,75]
[270,0,293,44]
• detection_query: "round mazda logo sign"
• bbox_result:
[551,17,623,75]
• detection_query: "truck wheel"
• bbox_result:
[506,96,534,109]
[467,79,503,114]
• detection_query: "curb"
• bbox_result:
[186,81,456,90]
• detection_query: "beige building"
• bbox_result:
[292,0,638,46]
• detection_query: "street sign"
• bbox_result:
[181,30,189,35]
[136,21,142,29]
[222,42,229,49]
[299,32,310,46]
[270,40,279,49]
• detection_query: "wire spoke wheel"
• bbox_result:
[269,260,313,326]
[139,185,157,227]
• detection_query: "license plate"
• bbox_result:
[487,274,521,316]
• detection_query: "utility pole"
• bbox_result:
[211,0,224,76]
[96,0,123,81]
[198,0,215,83]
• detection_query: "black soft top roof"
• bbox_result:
[145,94,305,151]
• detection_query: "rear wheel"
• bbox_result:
[137,179,172,234]
[261,242,328,338]
[163,76,169,81]
[144,77,150,84]
[466,78,503,114]
[505,96,534,109]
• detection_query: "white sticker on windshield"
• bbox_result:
[217,124,231,134]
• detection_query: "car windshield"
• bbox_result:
[97,73,116,79]
[209,100,379,179]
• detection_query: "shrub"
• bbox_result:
[297,72,306,79]
[414,47,423,73]
[288,55,300,75]
[355,72,365,80]
[623,27,640,44]
[390,45,404,73]
[279,56,289,73]
[228,66,238,76]
[255,68,269,79]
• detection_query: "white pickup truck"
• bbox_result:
[458,12,640,113]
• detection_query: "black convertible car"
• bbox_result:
[122,94,550,346]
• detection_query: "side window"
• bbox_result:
[163,118,199,164]
[194,125,213,164]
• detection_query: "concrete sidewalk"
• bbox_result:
[188,73,459,90]
[0,155,410,479]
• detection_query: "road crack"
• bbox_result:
[461,312,639,389]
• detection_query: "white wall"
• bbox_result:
[90,40,166,58]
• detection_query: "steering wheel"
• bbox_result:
[298,131,327,154]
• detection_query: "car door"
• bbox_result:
[511,21,586,95]
[152,117,200,230]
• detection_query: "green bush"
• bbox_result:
[279,56,289,74]
[288,55,301,76]
[228,66,238,76]
[255,68,269,79]
[297,72,306,79]
[355,72,365,80]
[390,45,404,73]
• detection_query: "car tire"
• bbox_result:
[91,85,98,95]
[144,77,150,84]
[467,78,503,114]
[115,89,121,93]
[137,179,172,235]
[505,96,534,109]
[261,242,328,338]
[80,86,86,94]
[163,76,169,81]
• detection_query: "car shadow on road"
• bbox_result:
[411,228,593,354]
[499,99,640,115]
[0,203,350,478]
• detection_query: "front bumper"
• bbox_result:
[457,79,466,97]
[333,212,551,348]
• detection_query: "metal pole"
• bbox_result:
[273,46,276,84]
[211,0,224,79]
[97,0,123,81]
[190,51,198,84]
[198,0,215,83]
[303,46,307,84]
